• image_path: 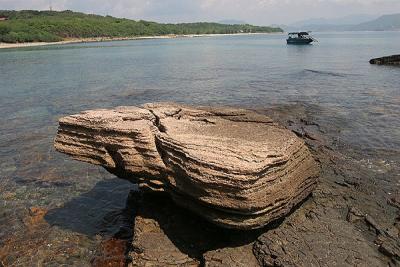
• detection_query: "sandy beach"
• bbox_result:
[0,33,279,49]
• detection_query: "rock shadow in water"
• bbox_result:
[45,178,137,238]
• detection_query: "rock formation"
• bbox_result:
[54,103,319,229]
[370,55,400,65]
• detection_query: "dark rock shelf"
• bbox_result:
[370,55,400,65]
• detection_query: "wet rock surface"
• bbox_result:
[125,104,400,266]
[128,192,263,267]
[251,104,400,267]
[44,103,400,267]
[370,55,400,65]
[54,103,319,230]
[129,194,200,266]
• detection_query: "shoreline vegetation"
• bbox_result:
[0,10,282,49]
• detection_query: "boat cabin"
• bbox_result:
[288,32,310,37]
[287,32,316,45]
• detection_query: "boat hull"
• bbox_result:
[287,38,313,45]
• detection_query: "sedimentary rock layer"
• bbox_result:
[54,103,319,229]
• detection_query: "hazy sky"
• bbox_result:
[1,0,400,25]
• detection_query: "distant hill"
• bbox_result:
[283,24,346,32]
[0,10,282,43]
[292,14,378,27]
[284,13,400,32]
[353,14,400,31]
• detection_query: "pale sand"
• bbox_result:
[0,33,281,49]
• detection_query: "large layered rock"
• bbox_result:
[54,103,319,229]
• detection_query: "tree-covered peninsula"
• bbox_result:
[0,10,282,43]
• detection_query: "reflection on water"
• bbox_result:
[0,32,399,265]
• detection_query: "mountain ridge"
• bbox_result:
[284,13,400,32]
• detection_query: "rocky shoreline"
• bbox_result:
[370,55,400,66]
[52,103,400,266]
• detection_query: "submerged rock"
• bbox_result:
[54,103,319,230]
[370,55,400,65]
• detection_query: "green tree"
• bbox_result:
[0,24,11,35]
[0,10,283,43]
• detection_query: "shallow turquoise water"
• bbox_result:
[0,32,399,265]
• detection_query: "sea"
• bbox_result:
[0,31,399,265]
